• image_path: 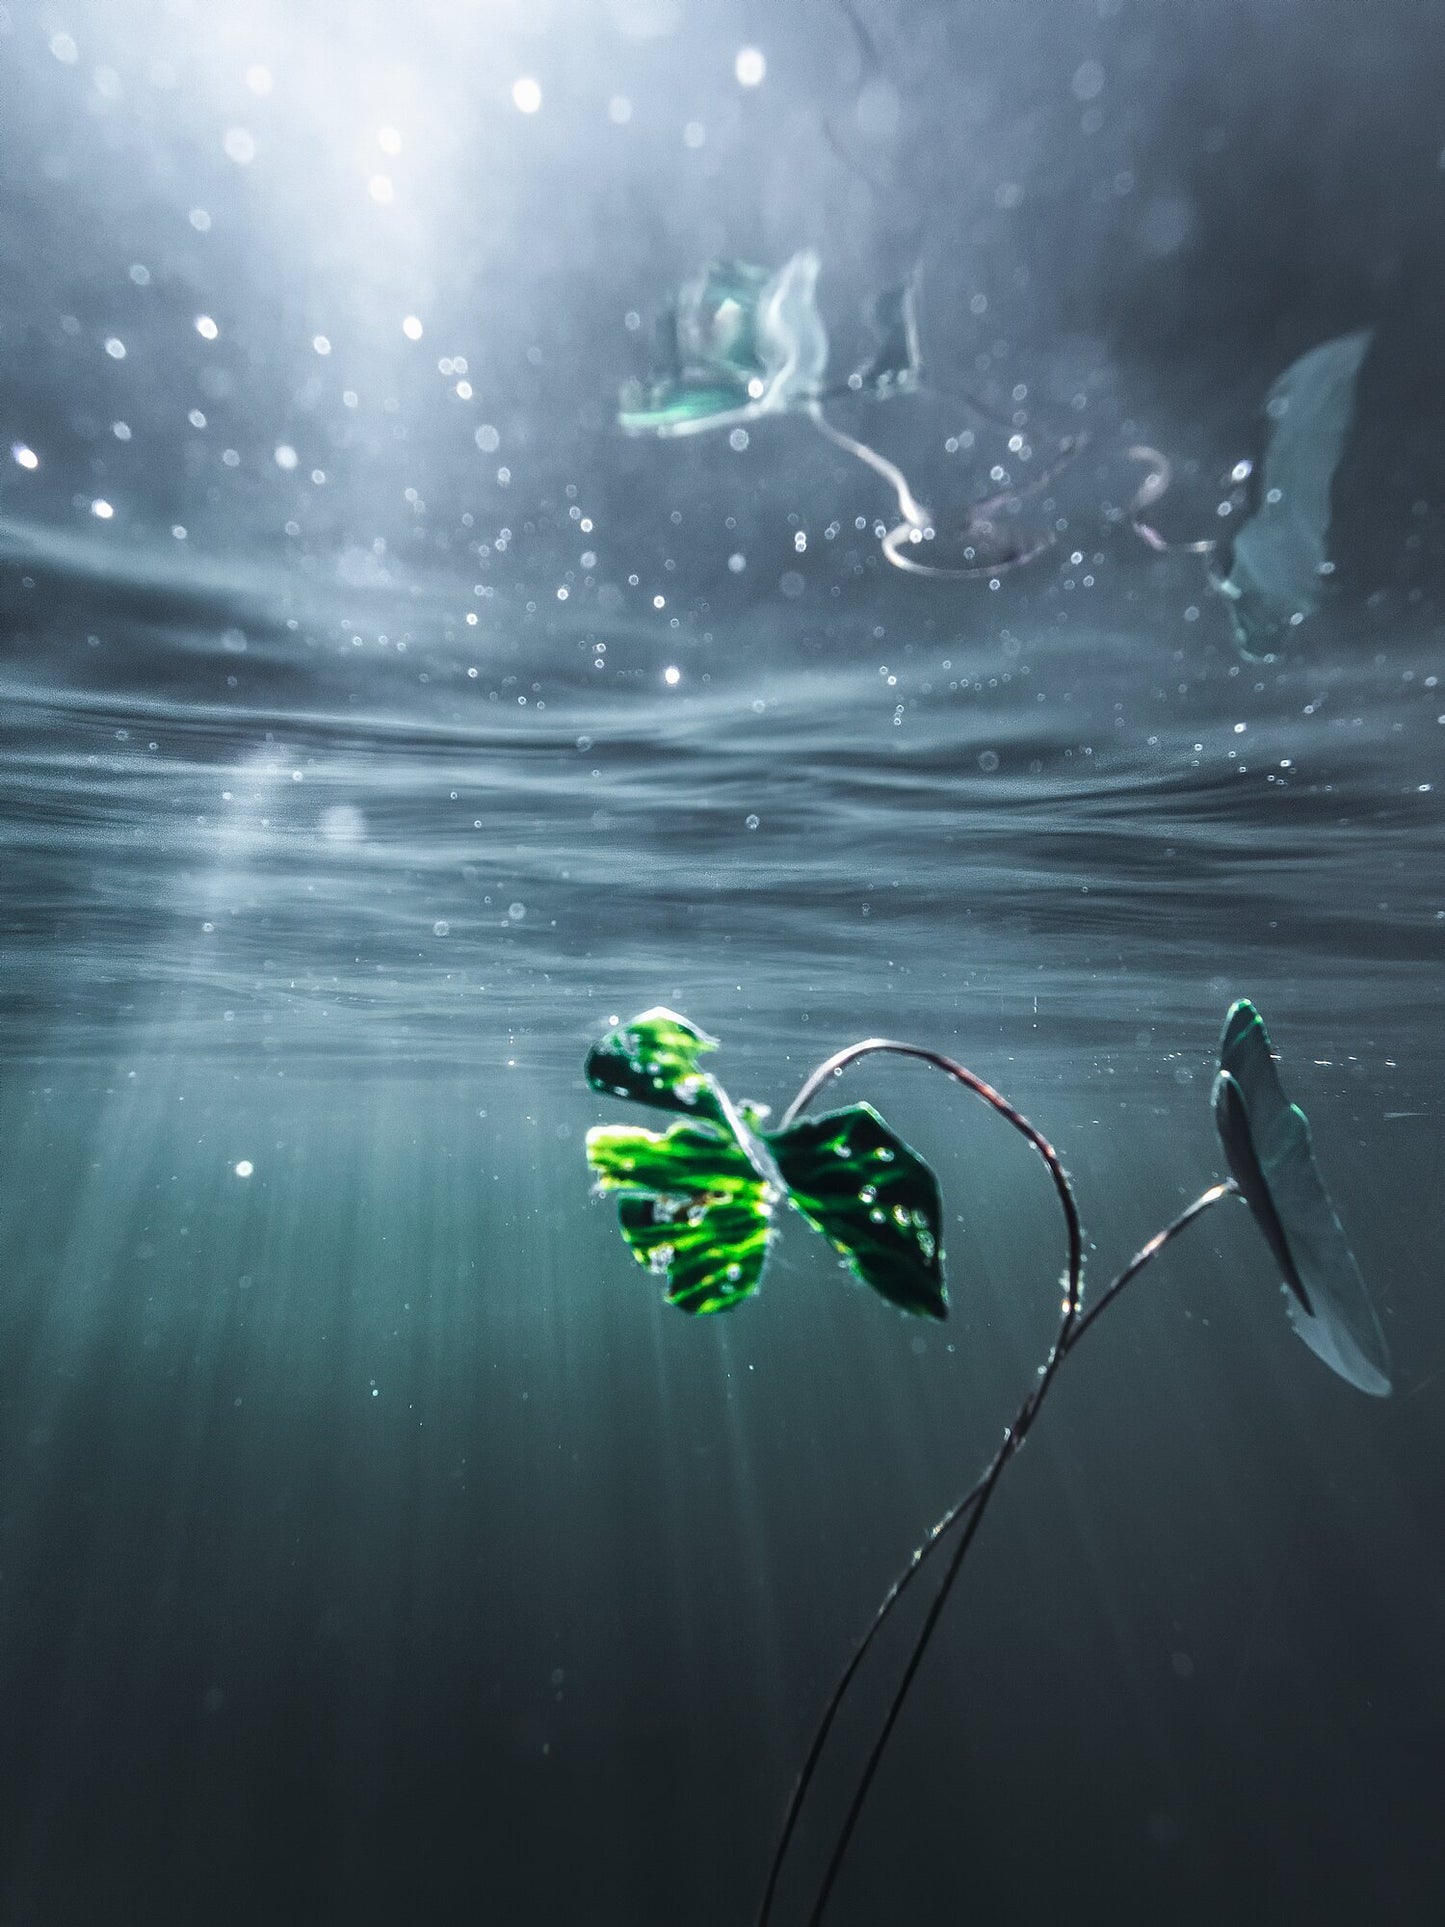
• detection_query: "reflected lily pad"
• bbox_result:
[767,1103,945,1318]
[1211,331,1370,658]
[1212,999,1391,1395]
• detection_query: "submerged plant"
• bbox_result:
[583,1001,1392,1923]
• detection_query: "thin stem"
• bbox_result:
[759,1039,1240,1925]
[756,1041,1080,1927]
[1068,1180,1238,1351]
[753,1474,989,1927]
[805,1181,1240,1926]
[804,407,1062,581]
[1126,444,1217,556]
[805,405,932,531]
[778,1040,1083,1315]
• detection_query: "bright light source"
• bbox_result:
[735,47,766,86]
[274,444,298,470]
[195,314,219,339]
[664,665,681,685]
[401,314,423,341]
[234,1160,254,1178]
[91,499,114,519]
[11,443,38,469]
[512,76,542,114]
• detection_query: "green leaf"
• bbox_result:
[585,1012,949,1323]
[1213,999,1391,1396]
[586,1119,775,1314]
[767,1103,947,1320]
[584,1007,728,1127]
[616,1195,772,1314]
[586,1118,764,1201]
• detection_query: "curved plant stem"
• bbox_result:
[778,1040,1083,1305]
[757,1040,1080,1926]
[804,407,932,532]
[753,1474,989,1927]
[1068,1180,1237,1349]
[803,408,1077,580]
[1126,445,1218,555]
[759,1041,1241,1924]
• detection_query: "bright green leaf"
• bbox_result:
[584,1007,728,1127]
[586,1118,764,1201]
[585,1013,949,1323]
[586,1118,775,1314]
[615,1195,772,1314]
[767,1103,947,1320]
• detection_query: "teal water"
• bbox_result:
[2,1,1444,1920]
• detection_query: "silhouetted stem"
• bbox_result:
[752,1475,990,1927]
[759,1039,1240,1924]
[1068,1180,1237,1350]
[802,1181,1239,1927]
[777,1040,1084,1314]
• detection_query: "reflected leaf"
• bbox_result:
[587,1118,774,1313]
[1211,331,1370,658]
[843,279,922,399]
[1212,999,1391,1396]
[584,1006,728,1127]
[619,251,828,436]
[767,1103,946,1319]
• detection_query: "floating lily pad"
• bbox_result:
[1211,331,1370,658]
[1212,999,1391,1396]
[584,1007,728,1128]
[767,1103,945,1318]
[587,1118,774,1314]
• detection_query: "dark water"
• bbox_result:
[2,2,1444,1922]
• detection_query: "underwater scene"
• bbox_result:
[1,1,1442,1921]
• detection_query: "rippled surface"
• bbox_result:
[4,528,1442,1078]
